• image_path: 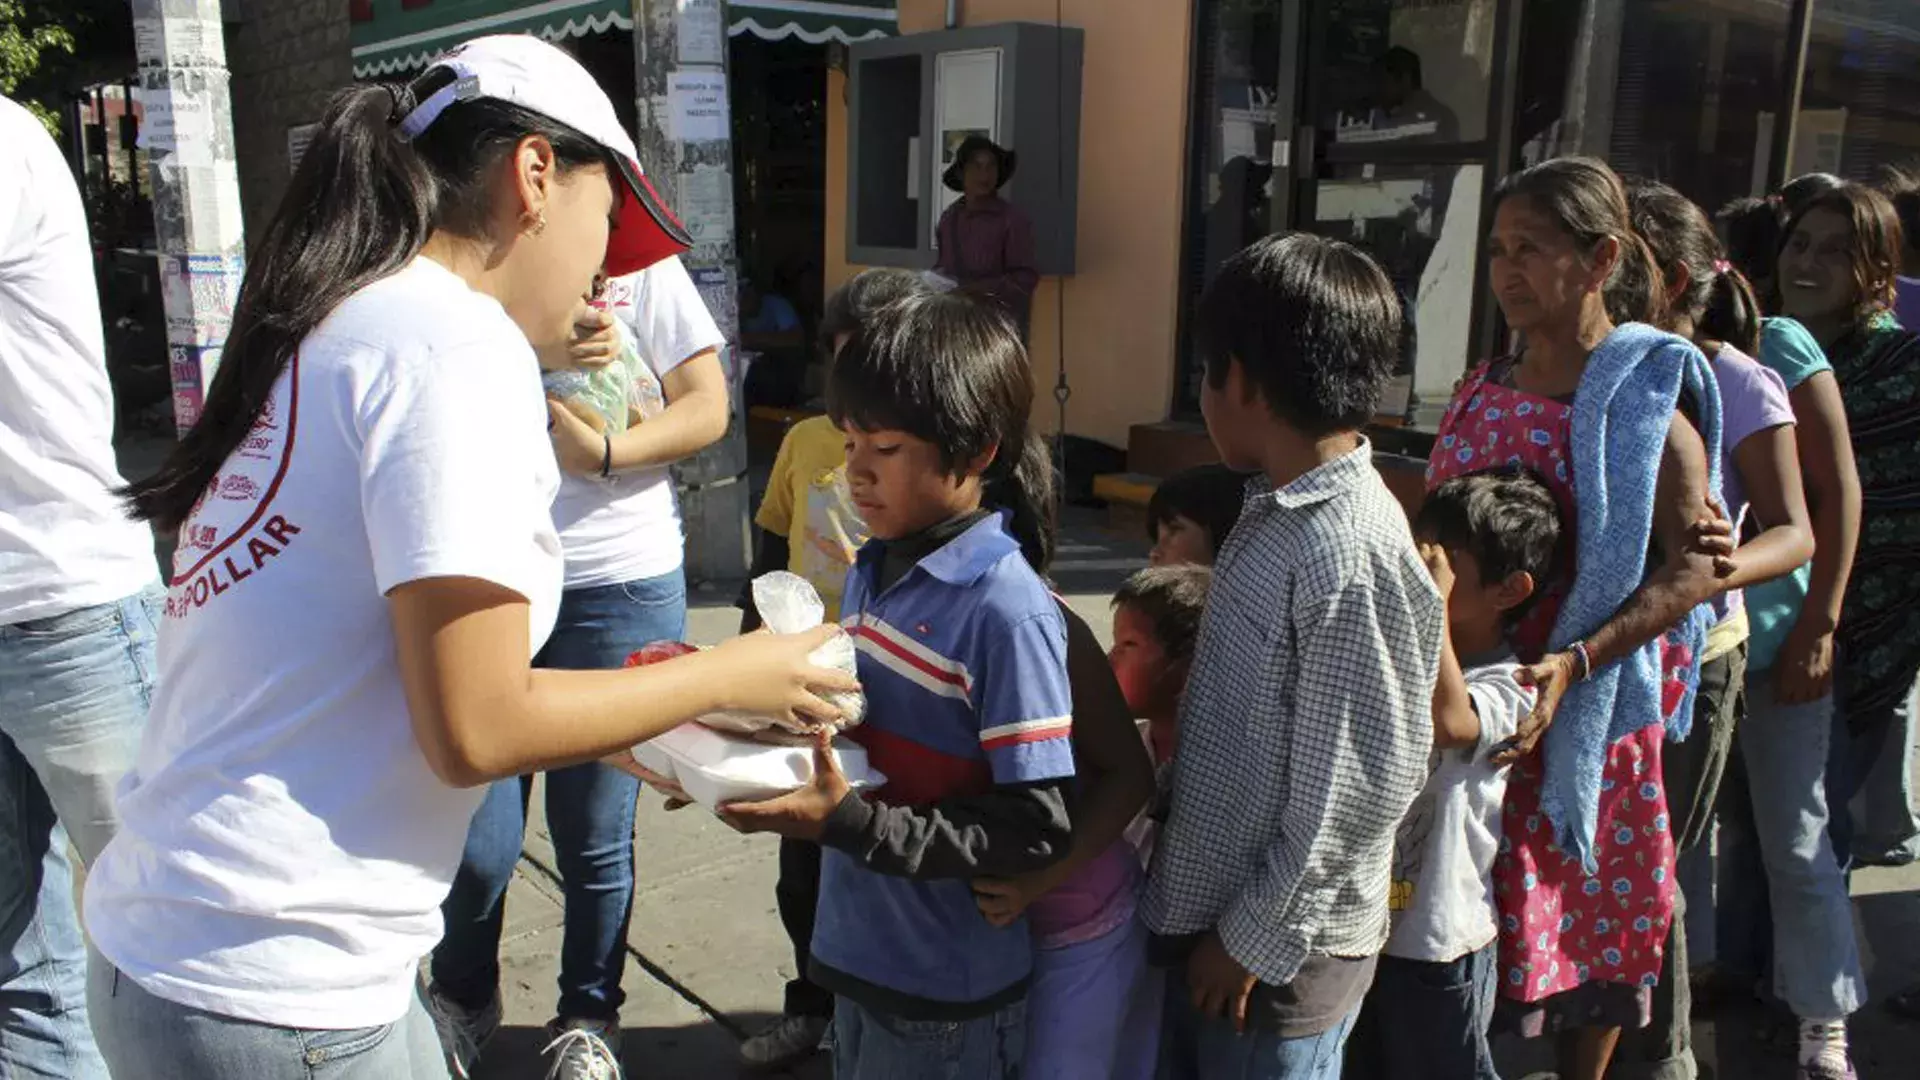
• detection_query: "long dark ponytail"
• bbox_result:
[1621,178,1762,356]
[827,290,1056,574]
[1493,156,1668,328]
[123,67,613,534]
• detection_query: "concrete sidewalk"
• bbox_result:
[472,522,1920,1080]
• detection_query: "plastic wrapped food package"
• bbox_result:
[542,320,665,435]
[624,573,865,735]
[542,362,634,435]
[631,724,886,810]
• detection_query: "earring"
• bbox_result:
[524,210,547,236]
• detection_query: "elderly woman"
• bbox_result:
[934,135,1039,336]
[1426,157,1731,1080]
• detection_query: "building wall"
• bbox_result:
[227,0,353,235]
[825,0,1195,448]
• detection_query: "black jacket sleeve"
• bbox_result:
[818,781,1073,880]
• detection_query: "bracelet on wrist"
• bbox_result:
[1569,640,1593,682]
[599,433,613,478]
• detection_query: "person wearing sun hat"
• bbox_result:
[82,34,859,1080]
[935,134,1039,337]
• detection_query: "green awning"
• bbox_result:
[351,0,632,78]
[728,0,895,45]
[351,1,896,79]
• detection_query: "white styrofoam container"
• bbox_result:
[632,724,885,810]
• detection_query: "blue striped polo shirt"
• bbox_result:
[811,512,1077,1012]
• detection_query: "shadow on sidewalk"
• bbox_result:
[474,1013,831,1079]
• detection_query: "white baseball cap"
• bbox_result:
[397,34,691,277]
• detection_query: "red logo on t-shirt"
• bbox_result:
[166,359,305,619]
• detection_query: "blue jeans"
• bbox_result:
[1716,684,1865,1021]
[1,587,160,1079]
[433,572,686,1023]
[89,952,449,1080]
[1346,947,1497,1080]
[831,994,1026,1080]
[1830,671,1920,867]
[1158,970,1361,1080]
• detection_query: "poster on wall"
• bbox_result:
[668,70,730,143]
[677,0,725,65]
[286,123,319,170]
[690,265,737,344]
[930,48,1002,241]
[678,164,734,248]
[159,252,244,347]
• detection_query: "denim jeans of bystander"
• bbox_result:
[1,587,161,1080]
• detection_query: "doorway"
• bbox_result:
[1174,0,1526,431]
[1277,0,1524,428]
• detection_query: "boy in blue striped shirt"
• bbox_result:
[723,292,1075,1078]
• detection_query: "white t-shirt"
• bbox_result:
[83,257,562,1029]
[1385,657,1532,963]
[551,259,725,588]
[0,95,158,623]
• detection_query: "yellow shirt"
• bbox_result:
[754,415,868,621]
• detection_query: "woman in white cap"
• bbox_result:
[83,36,854,1080]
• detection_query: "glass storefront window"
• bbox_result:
[1800,0,1920,181]
[1606,0,1794,216]
[1306,163,1486,424]
[1310,0,1498,146]
[1176,0,1281,413]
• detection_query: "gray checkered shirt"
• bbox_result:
[1141,441,1445,985]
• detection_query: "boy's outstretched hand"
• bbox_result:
[718,730,853,841]
[1188,930,1258,1034]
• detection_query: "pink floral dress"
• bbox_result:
[1426,362,1684,1005]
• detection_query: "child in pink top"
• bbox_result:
[971,566,1209,1079]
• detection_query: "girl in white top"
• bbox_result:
[83,36,852,1080]
[428,259,731,1080]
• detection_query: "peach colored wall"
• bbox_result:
[824,0,1194,448]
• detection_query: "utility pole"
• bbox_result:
[632,0,751,585]
[1767,0,1816,191]
[130,0,247,436]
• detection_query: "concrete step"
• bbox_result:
[1124,420,1219,479]
[745,405,821,458]
[1091,471,1159,508]
[1092,471,1159,536]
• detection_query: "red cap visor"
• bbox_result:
[606,156,693,277]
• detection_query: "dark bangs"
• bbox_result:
[827,291,1030,473]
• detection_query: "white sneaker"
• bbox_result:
[1797,1018,1857,1080]
[544,1018,624,1080]
[422,983,501,1079]
[739,1014,831,1072]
